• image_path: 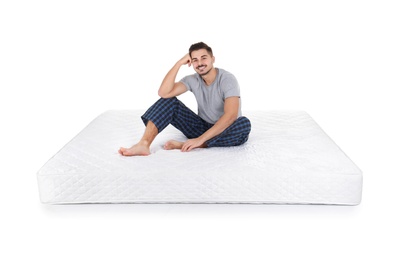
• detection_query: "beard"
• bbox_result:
[197,65,213,76]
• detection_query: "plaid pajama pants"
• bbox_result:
[141,97,251,147]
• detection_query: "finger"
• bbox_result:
[186,144,195,152]
[186,144,194,152]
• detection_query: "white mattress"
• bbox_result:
[37,110,362,205]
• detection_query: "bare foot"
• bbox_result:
[118,142,150,156]
[164,140,184,150]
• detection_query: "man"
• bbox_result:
[118,42,251,156]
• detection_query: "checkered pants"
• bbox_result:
[141,97,251,147]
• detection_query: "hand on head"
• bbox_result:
[179,53,191,67]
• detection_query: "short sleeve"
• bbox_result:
[221,73,240,99]
[180,74,199,92]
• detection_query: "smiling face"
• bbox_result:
[190,49,215,76]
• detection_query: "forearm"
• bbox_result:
[158,62,183,97]
[199,113,237,143]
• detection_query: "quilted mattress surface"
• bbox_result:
[37,110,362,205]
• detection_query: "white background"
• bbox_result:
[1,0,393,259]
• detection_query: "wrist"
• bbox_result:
[176,60,185,67]
[198,135,208,144]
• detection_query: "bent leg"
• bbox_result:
[141,97,209,138]
[141,97,179,133]
[206,116,251,147]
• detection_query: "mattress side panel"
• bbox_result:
[37,170,362,205]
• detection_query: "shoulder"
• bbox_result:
[217,68,238,84]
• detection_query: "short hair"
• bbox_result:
[189,42,213,57]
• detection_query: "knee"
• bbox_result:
[157,96,178,104]
[162,97,178,101]
[236,116,251,134]
[151,97,180,109]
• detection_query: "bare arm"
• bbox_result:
[181,96,240,152]
[158,54,191,98]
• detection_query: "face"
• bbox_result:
[190,49,215,76]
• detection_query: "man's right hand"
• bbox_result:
[178,53,192,67]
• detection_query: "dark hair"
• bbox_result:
[189,42,213,57]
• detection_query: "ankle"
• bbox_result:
[139,139,151,147]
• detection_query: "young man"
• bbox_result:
[118,42,251,156]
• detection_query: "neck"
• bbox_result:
[202,67,217,86]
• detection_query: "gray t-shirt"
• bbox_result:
[180,68,242,124]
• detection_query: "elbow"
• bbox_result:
[158,89,169,98]
[158,90,165,98]
[158,84,174,98]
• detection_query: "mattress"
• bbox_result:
[37,110,362,205]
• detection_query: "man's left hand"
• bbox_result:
[181,138,206,152]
